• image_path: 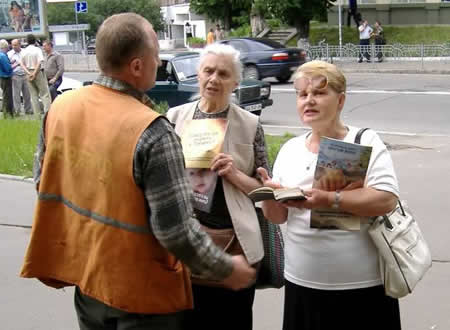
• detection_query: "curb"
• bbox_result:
[0,174,34,184]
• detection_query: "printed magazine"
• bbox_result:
[181,119,228,212]
[180,118,229,168]
[310,136,372,230]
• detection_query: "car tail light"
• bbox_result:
[272,52,289,61]
[300,50,307,60]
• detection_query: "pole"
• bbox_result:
[75,2,79,52]
[338,0,342,57]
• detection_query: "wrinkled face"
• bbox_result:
[294,74,345,128]
[11,40,20,52]
[198,53,238,103]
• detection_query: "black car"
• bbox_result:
[217,38,307,83]
[147,52,273,115]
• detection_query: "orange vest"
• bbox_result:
[20,84,193,314]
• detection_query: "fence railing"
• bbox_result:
[306,43,450,61]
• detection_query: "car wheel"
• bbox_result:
[276,73,292,83]
[243,65,259,80]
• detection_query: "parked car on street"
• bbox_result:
[147,51,273,115]
[216,38,307,83]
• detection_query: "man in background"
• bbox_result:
[43,39,64,101]
[8,38,32,115]
[19,34,51,116]
[214,24,224,41]
[0,39,13,118]
[358,19,373,63]
[20,13,255,330]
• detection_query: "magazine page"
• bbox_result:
[310,136,372,230]
[186,168,219,213]
[180,119,229,168]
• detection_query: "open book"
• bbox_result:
[310,136,373,231]
[248,186,307,203]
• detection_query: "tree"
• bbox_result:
[250,0,267,37]
[47,0,163,38]
[189,0,251,32]
[266,0,335,42]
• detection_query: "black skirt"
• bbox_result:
[283,280,401,330]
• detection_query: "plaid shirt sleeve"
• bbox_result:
[134,117,233,280]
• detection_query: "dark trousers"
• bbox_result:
[359,38,371,61]
[185,284,256,330]
[48,76,62,101]
[282,280,401,330]
[375,38,384,60]
[1,76,14,117]
[74,287,186,330]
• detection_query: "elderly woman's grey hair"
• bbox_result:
[0,39,9,50]
[199,43,243,82]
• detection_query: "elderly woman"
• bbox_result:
[258,60,401,330]
[166,44,270,330]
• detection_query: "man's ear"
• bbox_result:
[129,57,143,78]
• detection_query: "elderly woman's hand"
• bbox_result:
[314,168,347,191]
[210,153,238,179]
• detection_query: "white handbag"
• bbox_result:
[368,201,432,298]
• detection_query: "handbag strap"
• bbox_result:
[354,127,370,144]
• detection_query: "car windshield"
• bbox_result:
[172,56,200,81]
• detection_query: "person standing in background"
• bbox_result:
[0,39,14,118]
[206,28,215,45]
[358,19,373,63]
[8,39,32,115]
[19,34,51,116]
[43,39,64,101]
[372,20,385,62]
[214,24,224,41]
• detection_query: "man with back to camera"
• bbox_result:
[19,34,51,116]
[42,39,64,101]
[20,12,256,330]
[8,39,32,115]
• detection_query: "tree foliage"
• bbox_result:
[265,0,335,40]
[47,0,163,38]
[189,0,251,31]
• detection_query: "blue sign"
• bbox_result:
[75,1,88,13]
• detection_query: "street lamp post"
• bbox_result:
[338,0,343,57]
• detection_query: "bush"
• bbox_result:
[229,24,251,37]
[187,37,205,47]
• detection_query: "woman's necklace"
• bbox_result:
[305,135,317,171]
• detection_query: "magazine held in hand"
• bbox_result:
[310,136,373,230]
[180,119,228,213]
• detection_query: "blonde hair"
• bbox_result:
[294,60,346,94]
[0,39,9,50]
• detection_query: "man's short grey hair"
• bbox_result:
[199,43,243,82]
[0,39,9,49]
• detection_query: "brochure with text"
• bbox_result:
[180,118,229,168]
[181,119,228,212]
[310,136,373,230]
